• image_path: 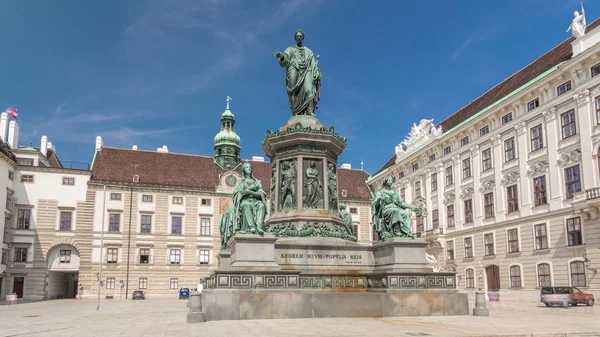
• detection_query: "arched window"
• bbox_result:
[465,268,475,288]
[509,265,522,288]
[537,263,551,287]
[570,261,586,287]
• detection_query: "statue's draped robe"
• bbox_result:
[340,210,353,236]
[303,167,320,207]
[280,167,296,209]
[327,170,338,211]
[371,189,413,238]
[279,46,321,115]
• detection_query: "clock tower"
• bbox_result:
[213,96,241,170]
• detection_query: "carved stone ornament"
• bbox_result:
[573,89,590,106]
[491,134,502,146]
[527,161,549,176]
[514,121,527,134]
[412,197,427,209]
[592,85,600,96]
[479,180,495,193]
[395,119,443,161]
[557,150,582,167]
[431,198,438,209]
[469,145,480,155]
[542,107,557,122]
[443,193,455,205]
[460,188,474,199]
[501,172,520,186]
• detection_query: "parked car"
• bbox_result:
[179,287,190,299]
[132,290,145,300]
[540,286,594,307]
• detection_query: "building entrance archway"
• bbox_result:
[486,265,501,301]
[46,244,80,299]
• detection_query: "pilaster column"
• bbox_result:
[452,155,462,229]
[514,121,532,216]
[574,89,595,190]
[435,163,445,230]
[491,134,505,222]
[423,169,432,230]
[470,145,482,226]
[543,107,563,209]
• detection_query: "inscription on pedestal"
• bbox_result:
[278,250,368,266]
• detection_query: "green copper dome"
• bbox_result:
[214,127,240,144]
[213,96,241,169]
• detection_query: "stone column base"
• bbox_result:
[228,234,281,271]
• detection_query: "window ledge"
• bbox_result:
[565,244,586,249]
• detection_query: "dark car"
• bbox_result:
[179,287,190,299]
[541,286,594,307]
[132,290,145,300]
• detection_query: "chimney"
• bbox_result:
[7,121,19,149]
[340,163,352,169]
[95,136,103,151]
[157,145,168,153]
[47,141,56,154]
[40,136,48,157]
[251,156,265,162]
[0,113,7,142]
[132,145,138,150]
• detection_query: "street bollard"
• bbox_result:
[186,292,206,323]
[473,291,489,316]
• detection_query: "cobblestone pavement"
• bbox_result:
[0,298,599,337]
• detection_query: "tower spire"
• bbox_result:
[213,95,241,169]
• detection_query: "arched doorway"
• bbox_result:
[46,244,80,299]
[486,265,501,301]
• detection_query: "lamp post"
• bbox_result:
[97,185,107,311]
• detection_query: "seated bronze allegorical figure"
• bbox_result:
[371,176,426,241]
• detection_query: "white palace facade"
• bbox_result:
[369,18,600,301]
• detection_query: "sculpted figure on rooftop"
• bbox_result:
[567,5,586,38]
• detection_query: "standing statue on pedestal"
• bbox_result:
[567,4,586,38]
[371,176,427,241]
[327,163,338,212]
[220,163,268,249]
[273,29,322,116]
[339,204,353,236]
[303,160,322,208]
[280,160,297,210]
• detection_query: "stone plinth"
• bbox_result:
[217,250,231,271]
[372,238,431,273]
[228,234,280,271]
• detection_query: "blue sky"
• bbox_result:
[1,0,597,173]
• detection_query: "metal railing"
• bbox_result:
[60,161,90,170]
[586,187,600,200]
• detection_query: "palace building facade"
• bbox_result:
[0,103,373,300]
[369,18,600,301]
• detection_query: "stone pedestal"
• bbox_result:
[217,250,231,270]
[228,234,280,271]
[186,293,206,323]
[372,238,431,273]
[473,291,490,316]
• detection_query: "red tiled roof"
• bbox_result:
[374,18,600,176]
[91,147,373,201]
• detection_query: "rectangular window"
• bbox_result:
[533,176,547,206]
[412,163,419,171]
[446,240,454,260]
[484,233,494,256]
[527,98,539,111]
[502,112,513,125]
[466,269,475,288]
[464,237,473,258]
[484,192,494,219]
[557,80,572,96]
[530,124,544,151]
[445,166,453,186]
[416,214,424,235]
[431,209,439,229]
[510,265,522,287]
[171,216,182,234]
[482,148,492,171]
[480,125,490,136]
[139,278,148,289]
[534,224,548,250]
[59,249,71,263]
[62,177,75,185]
[398,171,405,179]
[60,211,72,231]
[504,137,516,162]
[141,215,152,233]
[142,195,153,202]
[596,96,600,124]
[109,214,120,232]
[8,171,13,180]
[566,217,583,246]
[428,154,436,162]
[462,158,471,179]
[200,218,211,236]
[565,165,581,198]
[198,249,210,265]
[507,185,519,213]
[172,197,183,204]
[6,191,12,209]
[592,63,600,77]
[537,264,551,287]
[139,248,150,264]
[14,248,27,262]
[170,278,178,289]
[353,223,359,237]
[106,277,115,289]
[170,249,181,264]
[561,109,577,139]
[447,205,455,228]
[464,199,473,223]
[400,188,405,200]
[20,174,34,183]
[201,198,211,206]
[1,250,7,264]
[17,209,31,229]
[414,181,421,198]
[431,173,437,192]
[443,146,451,156]
[460,136,469,146]
[507,228,519,253]
[350,207,358,214]
[17,158,33,166]
[107,248,118,263]
[110,193,121,201]
[571,261,587,287]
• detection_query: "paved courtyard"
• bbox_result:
[0,298,599,337]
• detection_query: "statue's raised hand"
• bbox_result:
[273,50,283,59]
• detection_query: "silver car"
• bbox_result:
[541,287,572,307]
